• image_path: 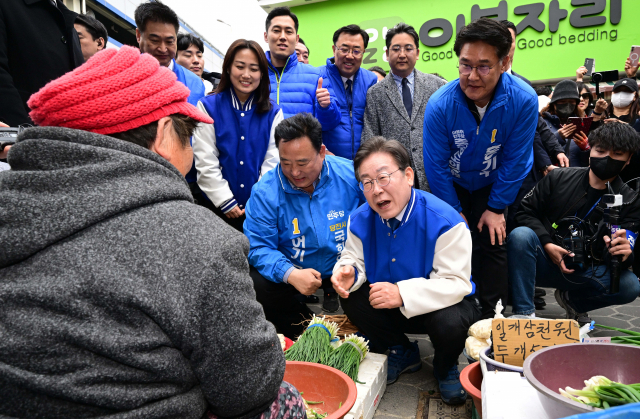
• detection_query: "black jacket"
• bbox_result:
[0,0,83,126]
[534,115,565,172]
[517,167,639,266]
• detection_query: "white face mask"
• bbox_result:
[611,91,636,108]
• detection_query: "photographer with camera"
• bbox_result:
[508,122,640,323]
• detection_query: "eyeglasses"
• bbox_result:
[457,63,497,76]
[390,45,416,53]
[336,46,363,57]
[580,93,592,100]
[359,168,401,192]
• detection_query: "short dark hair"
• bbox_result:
[110,114,199,150]
[216,39,273,114]
[534,85,553,96]
[265,6,298,33]
[177,33,203,53]
[588,121,640,154]
[500,20,517,34]
[75,14,108,47]
[353,137,411,182]
[385,23,419,49]
[134,0,179,34]
[274,113,322,152]
[454,18,512,61]
[368,66,386,78]
[298,37,309,56]
[333,24,370,49]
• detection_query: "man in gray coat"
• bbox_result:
[362,23,446,192]
[0,46,305,419]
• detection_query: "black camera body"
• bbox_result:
[0,126,24,151]
[563,229,586,271]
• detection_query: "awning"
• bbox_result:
[583,81,616,94]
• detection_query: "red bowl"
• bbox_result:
[283,361,357,419]
[460,362,483,418]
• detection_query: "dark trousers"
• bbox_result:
[455,182,509,319]
[190,183,245,232]
[250,267,331,339]
[340,284,481,379]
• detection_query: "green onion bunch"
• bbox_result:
[560,375,640,409]
[595,324,640,345]
[285,315,339,364]
[327,334,369,382]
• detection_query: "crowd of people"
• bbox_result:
[1,1,639,418]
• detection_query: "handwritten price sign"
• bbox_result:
[492,319,580,367]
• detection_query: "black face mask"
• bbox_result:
[556,103,576,119]
[590,156,627,180]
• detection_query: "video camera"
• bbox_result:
[591,70,619,100]
[0,126,25,151]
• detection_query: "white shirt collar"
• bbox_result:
[168,60,174,70]
[341,75,354,88]
[506,67,512,75]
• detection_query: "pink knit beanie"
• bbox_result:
[28,45,213,134]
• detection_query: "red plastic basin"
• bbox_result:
[283,361,357,419]
[460,362,483,418]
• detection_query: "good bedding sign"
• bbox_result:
[293,0,639,82]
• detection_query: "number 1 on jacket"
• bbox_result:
[292,218,300,235]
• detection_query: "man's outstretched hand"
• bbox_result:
[331,265,355,298]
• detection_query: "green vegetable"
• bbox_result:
[327,334,369,382]
[306,401,324,405]
[594,324,640,336]
[285,315,339,364]
[561,375,640,409]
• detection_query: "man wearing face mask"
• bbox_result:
[507,122,640,324]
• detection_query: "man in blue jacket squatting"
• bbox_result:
[331,137,481,404]
[244,113,365,338]
[423,18,538,319]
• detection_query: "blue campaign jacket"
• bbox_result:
[172,59,205,106]
[244,155,365,283]
[423,72,538,213]
[266,51,341,131]
[172,59,206,184]
[200,89,281,208]
[348,188,475,293]
[317,58,378,159]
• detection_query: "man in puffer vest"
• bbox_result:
[263,7,341,130]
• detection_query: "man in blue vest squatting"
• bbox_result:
[423,18,538,319]
[318,24,378,159]
[244,113,365,337]
[135,1,205,200]
[331,137,480,404]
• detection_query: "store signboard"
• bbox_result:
[292,0,639,82]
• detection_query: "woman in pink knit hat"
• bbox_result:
[0,46,305,419]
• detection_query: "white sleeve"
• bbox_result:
[397,222,473,319]
[332,217,367,292]
[260,109,283,178]
[192,101,235,208]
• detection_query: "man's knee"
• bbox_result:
[428,300,477,339]
[618,271,640,304]
[507,226,537,251]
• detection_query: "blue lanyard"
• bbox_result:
[576,197,602,219]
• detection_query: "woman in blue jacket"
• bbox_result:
[193,39,283,231]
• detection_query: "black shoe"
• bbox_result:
[322,292,340,313]
[305,295,319,304]
[534,297,546,310]
[535,288,547,298]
